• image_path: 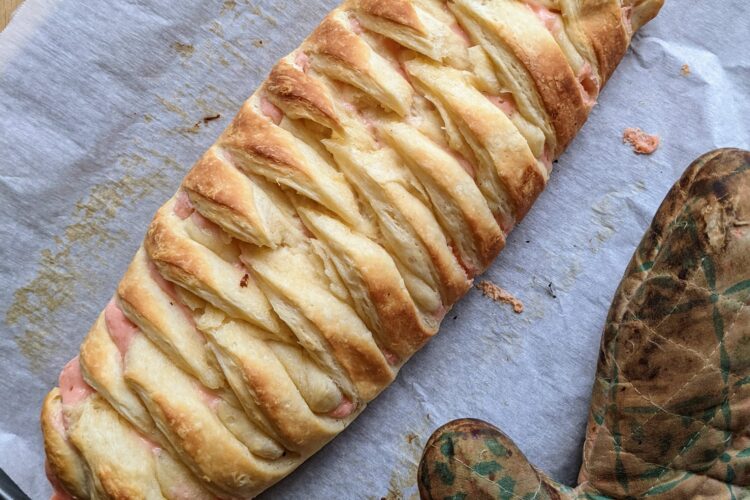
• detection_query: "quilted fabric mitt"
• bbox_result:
[419,148,750,499]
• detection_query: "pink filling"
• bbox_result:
[623,128,660,155]
[328,397,356,419]
[449,242,476,278]
[380,37,410,81]
[294,51,310,73]
[146,259,198,329]
[484,92,518,116]
[260,96,283,125]
[104,298,140,356]
[496,213,515,235]
[343,101,381,142]
[383,350,399,366]
[450,22,471,45]
[147,259,178,301]
[139,434,162,454]
[175,190,230,244]
[446,149,476,179]
[578,62,598,107]
[348,15,365,35]
[46,461,73,500]
[440,1,471,45]
[526,1,563,34]
[194,382,221,410]
[167,486,207,500]
[191,210,225,240]
[540,146,553,173]
[174,191,194,219]
[59,357,94,408]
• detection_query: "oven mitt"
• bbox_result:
[418,148,750,499]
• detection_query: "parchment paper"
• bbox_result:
[0,1,748,498]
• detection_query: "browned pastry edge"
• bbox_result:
[40,0,664,497]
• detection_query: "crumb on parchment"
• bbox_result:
[623,128,660,155]
[476,280,524,314]
[202,113,221,123]
[681,64,691,76]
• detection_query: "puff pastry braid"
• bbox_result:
[41,0,663,497]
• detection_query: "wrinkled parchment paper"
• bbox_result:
[1,1,748,498]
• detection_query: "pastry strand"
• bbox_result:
[41,0,663,497]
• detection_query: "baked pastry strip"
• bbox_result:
[41,0,663,498]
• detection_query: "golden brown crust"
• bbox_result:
[576,0,631,85]
[41,390,89,500]
[204,318,352,452]
[182,147,305,248]
[451,0,588,155]
[308,12,371,74]
[144,198,291,338]
[78,313,159,436]
[350,0,471,70]
[118,247,225,389]
[298,203,439,358]
[405,57,544,224]
[41,0,662,496]
[353,0,426,34]
[65,395,164,500]
[122,334,295,498]
[265,56,343,132]
[220,100,311,181]
[219,99,370,233]
[323,141,471,307]
[629,0,664,33]
[381,121,506,272]
[305,10,414,116]
[242,244,396,401]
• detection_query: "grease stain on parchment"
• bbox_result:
[209,21,226,38]
[559,260,583,292]
[221,0,237,14]
[221,41,253,70]
[249,3,278,27]
[5,151,182,374]
[219,1,278,26]
[157,96,191,121]
[6,0,283,376]
[171,42,195,58]
[371,418,432,500]
[158,85,239,137]
[589,182,646,253]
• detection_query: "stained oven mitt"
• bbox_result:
[419,148,750,499]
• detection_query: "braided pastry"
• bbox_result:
[41,0,663,497]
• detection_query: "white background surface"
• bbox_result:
[0,1,748,498]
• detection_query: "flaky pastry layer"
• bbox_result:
[41,0,663,498]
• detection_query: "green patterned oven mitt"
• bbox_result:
[419,148,750,499]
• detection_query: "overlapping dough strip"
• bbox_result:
[41,0,662,498]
